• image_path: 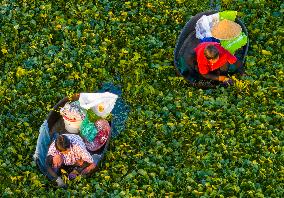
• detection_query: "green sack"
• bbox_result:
[219,10,237,21]
[80,115,98,142]
[221,32,248,54]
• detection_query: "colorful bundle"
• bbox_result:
[80,115,98,142]
[60,101,86,122]
[60,101,86,133]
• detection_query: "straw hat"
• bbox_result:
[211,19,242,40]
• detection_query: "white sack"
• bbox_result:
[79,92,118,117]
[195,13,219,39]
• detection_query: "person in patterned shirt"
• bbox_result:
[46,134,96,188]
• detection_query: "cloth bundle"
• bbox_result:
[60,101,86,122]
[60,101,86,133]
[84,119,111,151]
[80,115,98,142]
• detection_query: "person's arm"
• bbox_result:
[46,155,60,179]
[69,161,96,178]
[202,74,229,82]
[197,61,228,81]
[80,162,96,175]
[71,144,97,176]
[235,59,245,75]
[46,155,67,188]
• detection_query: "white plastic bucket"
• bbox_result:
[63,119,82,134]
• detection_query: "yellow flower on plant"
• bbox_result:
[1,48,8,54]
[146,3,153,8]
[55,24,62,29]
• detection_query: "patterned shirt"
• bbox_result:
[47,134,93,165]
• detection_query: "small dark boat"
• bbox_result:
[174,10,249,88]
[34,94,111,179]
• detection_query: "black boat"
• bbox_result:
[174,10,249,88]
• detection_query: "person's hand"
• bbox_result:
[81,163,96,175]
[221,78,234,86]
[56,177,67,188]
[68,172,78,180]
[223,77,230,82]
[218,76,230,82]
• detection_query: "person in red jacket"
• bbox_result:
[195,42,243,82]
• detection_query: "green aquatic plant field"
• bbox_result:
[0,0,283,197]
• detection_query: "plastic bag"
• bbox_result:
[195,13,219,39]
[219,10,237,21]
[79,92,118,118]
[221,32,248,54]
[80,115,98,142]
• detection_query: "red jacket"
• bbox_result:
[195,42,237,75]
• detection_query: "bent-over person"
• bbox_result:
[195,42,244,83]
[46,134,96,188]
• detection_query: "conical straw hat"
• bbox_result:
[211,19,242,40]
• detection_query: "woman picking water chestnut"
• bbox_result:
[195,42,244,83]
[46,134,97,188]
